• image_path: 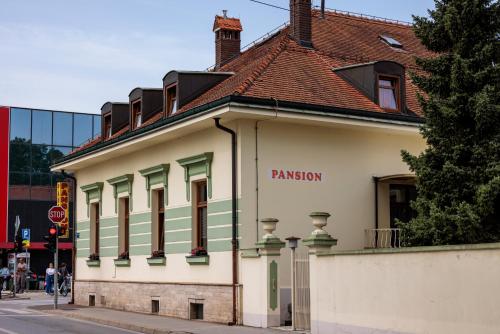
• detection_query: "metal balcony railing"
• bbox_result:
[365,228,401,249]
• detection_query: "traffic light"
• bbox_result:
[14,234,23,253]
[43,224,58,253]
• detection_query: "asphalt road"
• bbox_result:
[0,293,142,334]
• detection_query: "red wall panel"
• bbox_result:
[0,107,9,243]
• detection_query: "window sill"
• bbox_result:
[86,259,101,267]
[147,257,166,266]
[186,255,209,265]
[114,258,131,267]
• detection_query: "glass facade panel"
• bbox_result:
[93,115,101,138]
[10,108,31,140]
[51,146,72,162]
[9,142,31,172]
[53,112,73,146]
[32,110,53,144]
[31,144,52,173]
[74,114,93,147]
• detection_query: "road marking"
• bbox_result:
[0,308,32,315]
[0,327,21,334]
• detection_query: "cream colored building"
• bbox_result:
[53,2,430,326]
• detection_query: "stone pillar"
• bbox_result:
[241,218,285,328]
[303,212,337,253]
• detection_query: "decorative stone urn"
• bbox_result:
[261,218,279,239]
[310,212,331,235]
[303,212,337,253]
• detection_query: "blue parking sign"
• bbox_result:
[22,228,30,241]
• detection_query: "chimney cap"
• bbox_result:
[213,13,243,32]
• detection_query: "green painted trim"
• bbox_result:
[207,213,233,227]
[269,260,278,310]
[130,212,150,224]
[130,234,150,245]
[114,258,131,267]
[241,248,260,258]
[147,257,166,266]
[86,260,101,267]
[100,227,118,238]
[207,240,232,252]
[80,182,104,216]
[77,221,90,229]
[318,242,500,257]
[165,206,191,219]
[166,230,191,243]
[129,245,152,256]
[139,164,170,207]
[100,217,118,228]
[303,234,338,248]
[77,249,90,258]
[100,247,118,257]
[165,218,191,231]
[107,174,134,213]
[176,152,213,201]
[165,242,191,254]
[130,223,151,235]
[99,237,118,247]
[207,226,232,239]
[256,237,286,250]
[186,255,209,265]
[207,199,235,214]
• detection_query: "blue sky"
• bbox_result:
[0,0,435,114]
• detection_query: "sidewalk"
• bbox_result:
[31,304,289,334]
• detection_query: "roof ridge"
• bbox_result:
[235,34,290,95]
[312,7,412,27]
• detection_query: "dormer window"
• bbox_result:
[132,99,142,129]
[104,115,112,139]
[379,35,403,49]
[166,85,177,116]
[378,76,400,111]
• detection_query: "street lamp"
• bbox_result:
[285,236,301,330]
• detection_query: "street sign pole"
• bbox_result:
[13,216,20,298]
[54,225,59,310]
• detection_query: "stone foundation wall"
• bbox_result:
[75,280,235,323]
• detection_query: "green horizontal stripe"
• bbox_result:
[100,237,118,247]
[130,245,151,256]
[100,247,118,257]
[76,240,89,248]
[130,212,150,224]
[165,242,191,254]
[207,200,232,214]
[100,227,118,238]
[165,206,191,219]
[100,217,118,228]
[77,249,90,258]
[130,234,150,245]
[77,230,90,240]
[78,221,90,230]
[165,218,191,231]
[207,239,232,252]
[166,230,191,243]
[130,223,151,235]
[208,212,237,227]
[207,226,232,239]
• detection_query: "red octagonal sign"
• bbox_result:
[48,206,66,223]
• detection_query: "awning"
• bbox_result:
[374,174,416,184]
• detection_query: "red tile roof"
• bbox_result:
[213,16,243,32]
[68,9,430,156]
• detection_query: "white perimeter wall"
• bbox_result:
[309,244,500,334]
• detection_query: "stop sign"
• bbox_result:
[48,206,66,223]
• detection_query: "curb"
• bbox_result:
[36,308,193,334]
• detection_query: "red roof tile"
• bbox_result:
[213,16,243,32]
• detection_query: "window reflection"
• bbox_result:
[93,116,101,138]
[10,108,31,140]
[9,139,31,172]
[32,110,52,145]
[74,114,93,147]
[53,112,73,146]
[31,144,52,173]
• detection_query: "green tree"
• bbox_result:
[400,0,500,245]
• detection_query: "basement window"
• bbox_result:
[378,76,400,111]
[132,99,142,129]
[166,84,177,116]
[190,303,204,320]
[103,115,112,139]
[379,35,403,48]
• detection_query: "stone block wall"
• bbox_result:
[75,280,235,323]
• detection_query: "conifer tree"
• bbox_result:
[400,0,500,245]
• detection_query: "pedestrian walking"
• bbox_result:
[0,264,10,291]
[45,263,55,295]
[16,258,27,293]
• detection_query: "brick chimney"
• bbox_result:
[290,0,312,47]
[213,10,243,69]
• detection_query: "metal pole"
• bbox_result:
[13,254,16,298]
[54,226,59,309]
[291,247,296,331]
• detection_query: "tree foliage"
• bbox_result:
[400,0,500,245]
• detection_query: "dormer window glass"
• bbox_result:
[166,85,177,116]
[104,115,112,139]
[132,100,142,129]
[379,35,403,49]
[378,76,400,111]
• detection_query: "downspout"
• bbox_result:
[214,118,238,325]
[373,176,379,247]
[61,169,77,305]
